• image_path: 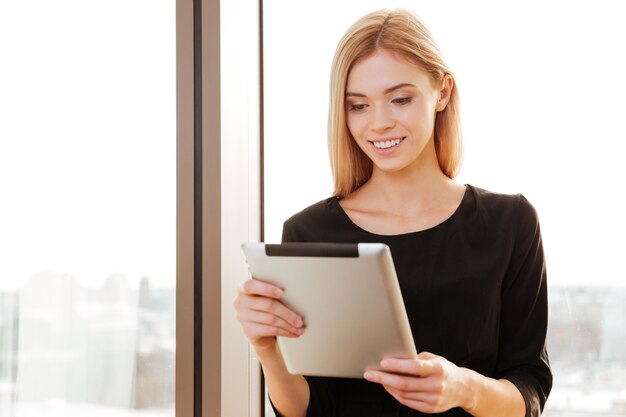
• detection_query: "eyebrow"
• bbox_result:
[345,82,417,98]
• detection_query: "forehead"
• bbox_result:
[346,50,433,94]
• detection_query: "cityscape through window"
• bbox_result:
[0,1,176,416]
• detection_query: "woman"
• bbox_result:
[234,9,552,417]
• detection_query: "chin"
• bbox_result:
[372,163,409,174]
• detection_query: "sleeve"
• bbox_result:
[267,221,339,417]
[495,195,553,417]
[281,219,298,243]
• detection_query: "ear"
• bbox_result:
[436,74,454,112]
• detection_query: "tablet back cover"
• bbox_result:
[242,242,417,378]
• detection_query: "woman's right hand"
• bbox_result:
[234,277,306,350]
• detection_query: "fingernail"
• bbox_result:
[364,372,373,379]
[380,360,389,367]
[295,317,303,327]
[274,288,283,298]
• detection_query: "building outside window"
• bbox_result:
[0,1,176,416]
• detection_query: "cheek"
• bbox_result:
[345,114,361,138]
[401,109,435,136]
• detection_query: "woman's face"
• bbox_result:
[345,50,446,175]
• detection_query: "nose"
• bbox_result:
[369,105,395,133]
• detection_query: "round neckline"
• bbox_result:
[331,184,472,237]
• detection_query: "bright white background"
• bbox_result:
[264,0,626,288]
[0,0,176,291]
[0,1,175,415]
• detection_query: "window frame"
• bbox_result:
[176,0,263,416]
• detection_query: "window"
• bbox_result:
[0,1,176,416]
[263,1,626,415]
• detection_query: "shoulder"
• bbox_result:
[462,184,541,248]
[468,184,539,225]
[282,197,346,242]
[284,197,335,229]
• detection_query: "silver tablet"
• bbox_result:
[241,242,417,378]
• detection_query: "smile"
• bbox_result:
[370,137,405,149]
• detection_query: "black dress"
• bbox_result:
[273,184,552,417]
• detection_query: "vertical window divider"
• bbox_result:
[193,0,203,416]
[178,0,262,415]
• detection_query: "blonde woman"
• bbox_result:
[234,9,551,417]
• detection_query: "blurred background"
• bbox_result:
[0,1,175,416]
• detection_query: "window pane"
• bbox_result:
[0,1,175,416]
[263,1,626,416]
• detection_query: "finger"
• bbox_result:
[246,294,304,328]
[380,358,438,377]
[384,388,437,413]
[237,309,304,336]
[239,278,284,299]
[363,370,427,392]
[242,322,304,340]
[384,385,439,402]
[417,351,439,360]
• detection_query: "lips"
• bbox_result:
[369,137,405,150]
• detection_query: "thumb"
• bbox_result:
[417,351,439,360]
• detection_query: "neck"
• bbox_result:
[361,144,456,215]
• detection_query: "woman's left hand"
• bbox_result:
[363,351,472,414]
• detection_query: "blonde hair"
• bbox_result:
[329,9,463,198]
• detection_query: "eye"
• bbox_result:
[348,103,368,112]
[392,97,413,105]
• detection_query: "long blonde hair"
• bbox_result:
[329,9,463,198]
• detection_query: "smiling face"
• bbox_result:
[345,50,447,176]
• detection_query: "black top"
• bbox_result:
[274,184,552,417]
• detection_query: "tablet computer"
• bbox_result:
[241,242,417,378]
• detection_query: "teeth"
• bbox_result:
[373,138,402,149]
